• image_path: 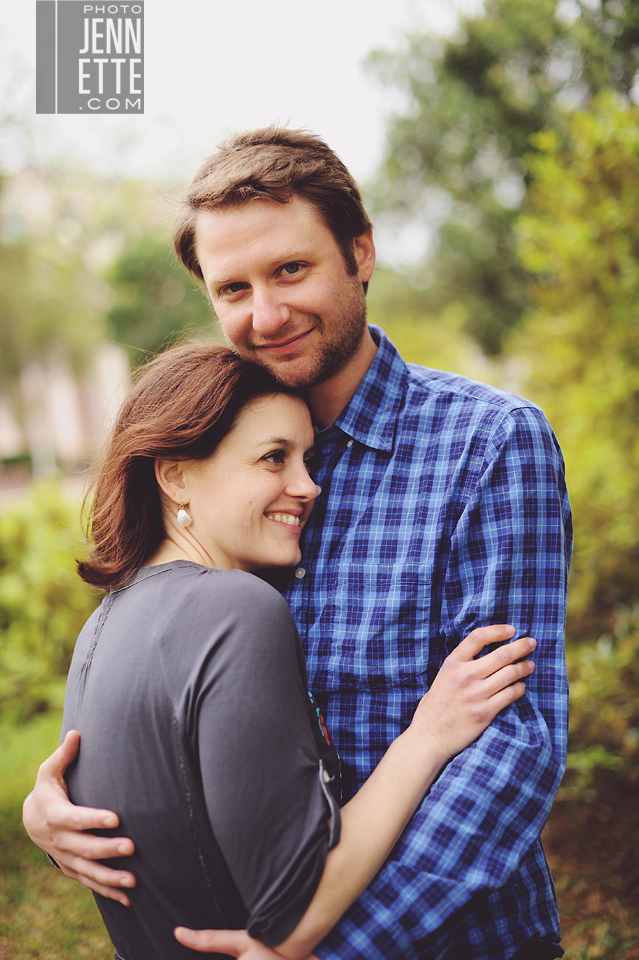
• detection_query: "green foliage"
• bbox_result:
[0,484,99,721]
[367,0,639,354]
[562,605,639,801]
[107,232,218,363]
[368,268,498,379]
[515,92,639,631]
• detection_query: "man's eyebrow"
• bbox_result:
[212,251,314,287]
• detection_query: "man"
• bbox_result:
[24,127,571,960]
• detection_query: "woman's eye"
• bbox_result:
[262,450,285,465]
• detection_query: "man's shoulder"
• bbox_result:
[372,329,541,419]
[362,330,554,452]
[404,362,538,416]
[399,364,558,457]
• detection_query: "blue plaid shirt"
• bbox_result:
[280,328,571,960]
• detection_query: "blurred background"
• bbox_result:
[0,1,638,957]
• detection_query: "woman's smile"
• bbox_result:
[170,392,317,572]
[266,512,303,527]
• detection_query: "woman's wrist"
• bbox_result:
[396,718,452,780]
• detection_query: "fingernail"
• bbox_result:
[121,875,135,886]
[527,660,535,670]
[117,843,129,854]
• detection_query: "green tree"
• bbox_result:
[368,0,639,354]
[107,233,216,363]
[514,92,639,634]
[0,172,106,386]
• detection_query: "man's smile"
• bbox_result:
[253,328,315,356]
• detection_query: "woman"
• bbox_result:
[59,342,535,960]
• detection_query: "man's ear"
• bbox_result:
[155,459,189,504]
[353,229,376,283]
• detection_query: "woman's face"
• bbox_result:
[184,393,318,572]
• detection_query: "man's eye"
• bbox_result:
[220,282,247,296]
[280,263,302,276]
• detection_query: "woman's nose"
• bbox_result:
[287,464,320,501]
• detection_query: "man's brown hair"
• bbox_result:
[172,125,373,283]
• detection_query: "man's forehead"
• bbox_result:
[194,195,324,239]
[194,197,332,272]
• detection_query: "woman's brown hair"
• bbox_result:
[78,343,290,591]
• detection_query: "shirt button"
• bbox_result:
[323,768,332,783]
[294,567,306,579]
[346,439,354,447]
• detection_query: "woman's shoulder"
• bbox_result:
[130,561,295,634]
[144,564,302,686]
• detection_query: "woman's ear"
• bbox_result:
[155,459,189,504]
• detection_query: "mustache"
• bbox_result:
[247,322,319,349]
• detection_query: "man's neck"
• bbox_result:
[305,327,378,429]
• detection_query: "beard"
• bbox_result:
[236,278,369,390]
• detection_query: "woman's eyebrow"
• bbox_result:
[257,437,291,447]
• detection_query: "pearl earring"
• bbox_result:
[176,499,192,527]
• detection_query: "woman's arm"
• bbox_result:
[176,624,536,960]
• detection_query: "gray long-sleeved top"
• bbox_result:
[62,560,341,960]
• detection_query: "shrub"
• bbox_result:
[0,483,99,722]
[561,605,639,802]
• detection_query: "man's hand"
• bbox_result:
[22,730,136,905]
[175,927,319,960]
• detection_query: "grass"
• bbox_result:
[0,712,111,960]
[1,713,638,959]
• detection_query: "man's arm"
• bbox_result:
[22,731,136,905]
[313,405,571,960]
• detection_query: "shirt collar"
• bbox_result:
[329,325,408,453]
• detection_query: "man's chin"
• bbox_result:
[241,350,320,389]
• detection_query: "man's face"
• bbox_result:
[194,197,375,389]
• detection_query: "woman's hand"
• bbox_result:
[22,730,136,905]
[174,927,318,959]
[410,624,536,761]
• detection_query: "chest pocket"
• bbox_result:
[320,563,433,691]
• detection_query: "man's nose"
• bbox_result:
[251,286,291,336]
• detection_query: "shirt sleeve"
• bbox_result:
[315,405,571,960]
[181,573,340,948]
